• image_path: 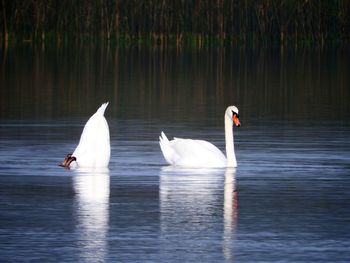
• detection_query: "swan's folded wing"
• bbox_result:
[169,138,226,167]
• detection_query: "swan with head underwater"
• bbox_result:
[159,106,241,168]
[60,102,110,169]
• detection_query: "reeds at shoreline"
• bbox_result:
[1,0,349,47]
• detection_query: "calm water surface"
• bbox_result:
[0,46,349,262]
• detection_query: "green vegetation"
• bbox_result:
[1,0,349,47]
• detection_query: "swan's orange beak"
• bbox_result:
[233,114,241,127]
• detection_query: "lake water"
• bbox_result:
[0,45,350,262]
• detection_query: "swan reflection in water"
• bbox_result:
[73,168,110,262]
[223,168,238,261]
[159,167,237,261]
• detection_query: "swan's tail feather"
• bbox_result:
[97,102,109,115]
[160,131,169,143]
[159,131,174,165]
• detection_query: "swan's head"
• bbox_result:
[226,106,241,127]
[59,153,76,169]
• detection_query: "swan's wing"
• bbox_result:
[171,139,226,166]
[195,140,226,158]
[159,132,226,167]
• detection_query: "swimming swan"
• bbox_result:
[60,102,110,168]
[159,106,241,168]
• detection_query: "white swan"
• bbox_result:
[159,105,240,168]
[60,102,110,168]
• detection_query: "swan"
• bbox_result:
[159,105,241,168]
[60,102,110,169]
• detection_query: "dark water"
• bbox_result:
[0,46,350,262]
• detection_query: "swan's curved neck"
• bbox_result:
[225,115,237,167]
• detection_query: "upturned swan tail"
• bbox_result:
[159,131,169,143]
[97,102,109,115]
[159,132,174,165]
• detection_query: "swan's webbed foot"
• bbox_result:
[59,153,76,169]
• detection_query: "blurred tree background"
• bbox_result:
[1,0,349,47]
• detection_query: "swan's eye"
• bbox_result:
[231,111,239,118]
